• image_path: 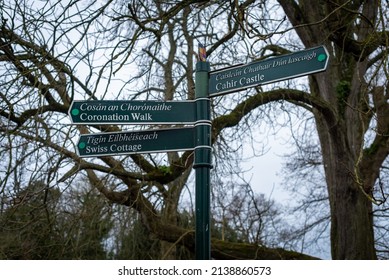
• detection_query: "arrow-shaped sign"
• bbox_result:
[76,127,195,157]
[69,100,196,125]
[209,45,329,97]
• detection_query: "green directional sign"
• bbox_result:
[76,127,195,157]
[209,45,329,97]
[69,100,196,125]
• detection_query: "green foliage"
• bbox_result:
[0,180,113,260]
[158,165,172,175]
[0,181,62,259]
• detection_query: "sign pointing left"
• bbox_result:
[76,127,195,157]
[69,100,196,125]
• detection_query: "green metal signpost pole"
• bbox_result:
[194,59,212,260]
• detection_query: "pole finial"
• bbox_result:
[198,43,207,62]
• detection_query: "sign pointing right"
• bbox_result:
[208,45,329,97]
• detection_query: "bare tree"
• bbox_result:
[1,0,388,259]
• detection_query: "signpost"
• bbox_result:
[76,127,195,157]
[193,61,212,260]
[69,100,196,125]
[69,44,329,260]
[209,45,329,97]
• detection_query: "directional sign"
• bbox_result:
[76,127,195,157]
[209,45,329,97]
[69,100,196,125]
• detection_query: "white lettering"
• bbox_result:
[80,103,107,111]
[110,144,142,153]
[131,113,153,121]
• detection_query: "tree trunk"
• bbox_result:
[277,0,380,260]
[282,0,381,251]
[326,147,375,259]
[330,177,376,259]
[313,76,377,259]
